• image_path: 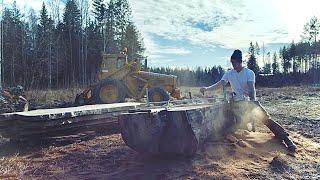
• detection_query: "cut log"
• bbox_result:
[119,103,231,157]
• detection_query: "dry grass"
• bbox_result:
[23,85,320,105]
[25,88,84,105]
[0,154,28,179]
[24,86,202,106]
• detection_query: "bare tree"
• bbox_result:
[48,0,61,88]
[76,0,89,85]
[48,0,61,25]
[302,16,320,70]
[0,0,3,89]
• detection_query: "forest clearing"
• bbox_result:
[1,0,320,179]
[0,86,319,179]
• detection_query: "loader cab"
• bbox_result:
[98,53,127,80]
[101,53,127,72]
[97,52,142,81]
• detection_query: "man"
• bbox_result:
[200,49,296,152]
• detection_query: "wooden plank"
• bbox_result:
[0,103,141,139]
[0,102,141,120]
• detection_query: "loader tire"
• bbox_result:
[148,87,170,105]
[93,78,126,104]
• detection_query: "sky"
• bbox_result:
[3,0,320,69]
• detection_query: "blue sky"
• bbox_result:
[4,0,320,69]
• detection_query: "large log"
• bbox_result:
[119,103,231,157]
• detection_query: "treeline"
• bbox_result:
[246,16,320,86]
[149,66,225,86]
[0,0,144,89]
[150,16,320,87]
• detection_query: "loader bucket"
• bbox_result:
[118,104,231,157]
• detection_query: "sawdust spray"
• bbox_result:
[208,101,268,140]
[234,101,268,130]
[204,101,268,157]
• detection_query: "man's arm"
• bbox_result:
[200,80,227,94]
[247,81,256,101]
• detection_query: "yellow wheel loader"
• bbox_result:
[75,52,180,105]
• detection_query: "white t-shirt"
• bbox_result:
[221,67,255,101]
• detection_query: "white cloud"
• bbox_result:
[129,0,254,65]
[130,0,248,48]
[129,0,283,65]
[152,46,191,55]
[271,0,320,42]
[146,45,191,65]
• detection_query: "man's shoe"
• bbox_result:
[283,137,297,152]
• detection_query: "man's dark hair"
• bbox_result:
[231,49,242,63]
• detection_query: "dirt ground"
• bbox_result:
[1,86,320,179]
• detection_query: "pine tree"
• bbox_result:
[262,63,271,74]
[272,52,280,74]
[123,23,145,61]
[37,2,54,88]
[55,22,66,88]
[262,52,271,74]
[63,0,81,86]
[247,42,260,75]
[302,16,320,43]
[2,1,25,86]
[289,41,299,73]
[92,0,106,25]
[104,0,118,53]
[255,42,260,56]
[280,46,290,74]
[86,22,103,82]
[104,0,133,53]
[114,0,132,49]
[301,16,320,70]
[24,9,38,88]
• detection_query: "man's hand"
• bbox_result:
[199,80,227,95]
[200,87,207,95]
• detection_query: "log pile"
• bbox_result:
[0,86,28,114]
